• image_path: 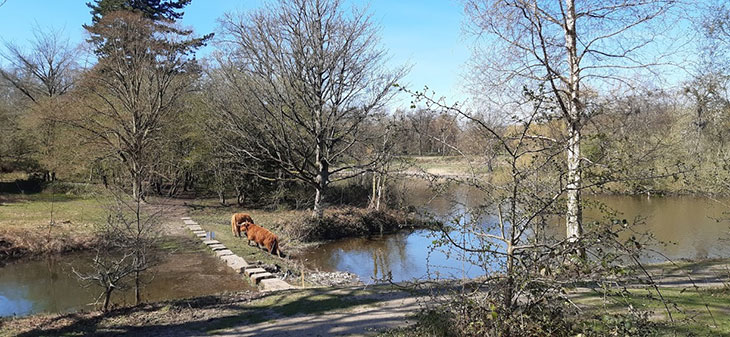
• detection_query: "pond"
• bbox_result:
[301,181,730,283]
[0,251,254,317]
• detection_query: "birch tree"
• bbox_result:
[464,0,680,247]
[215,0,406,218]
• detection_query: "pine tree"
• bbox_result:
[85,0,191,25]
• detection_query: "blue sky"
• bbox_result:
[0,0,471,106]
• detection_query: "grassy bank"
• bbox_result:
[0,193,105,263]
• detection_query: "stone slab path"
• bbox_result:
[182,217,296,292]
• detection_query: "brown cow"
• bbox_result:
[241,222,282,257]
[231,213,254,238]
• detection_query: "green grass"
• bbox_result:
[574,287,730,336]
[0,193,106,233]
[205,287,380,334]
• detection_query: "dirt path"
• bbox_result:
[143,197,193,236]
[211,291,421,337]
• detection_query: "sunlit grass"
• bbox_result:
[573,287,730,336]
[0,193,106,233]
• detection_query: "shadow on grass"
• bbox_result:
[10,287,415,337]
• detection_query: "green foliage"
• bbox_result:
[86,0,192,25]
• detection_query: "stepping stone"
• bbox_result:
[209,244,227,251]
[215,249,234,257]
[259,278,295,291]
[192,230,206,235]
[187,225,202,231]
[221,255,249,273]
[244,267,267,277]
[221,254,247,265]
[181,217,192,220]
[250,272,274,284]
[195,233,206,238]
[183,219,198,225]
[202,240,220,245]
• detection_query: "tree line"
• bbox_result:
[1,0,730,217]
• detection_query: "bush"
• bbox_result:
[281,207,427,242]
[379,288,658,337]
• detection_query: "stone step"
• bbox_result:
[250,272,274,284]
[259,278,296,291]
[181,217,192,220]
[221,255,249,273]
[244,267,267,277]
[192,230,206,235]
[183,219,198,225]
[195,233,206,238]
[202,240,220,245]
[209,244,227,251]
[221,254,248,264]
[215,249,234,257]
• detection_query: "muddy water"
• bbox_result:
[0,252,254,317]
[301,181,730,283]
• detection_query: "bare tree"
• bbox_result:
[75,193,161,310]
[464,0,682,249]
[75,249,137,312]
[68,11,206,201]
[0,27,78,103]
[213,0,407,218]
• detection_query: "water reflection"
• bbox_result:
[303,230,486,283]
[583,195,730,262]
[302,180,730,282]
[0,251,254,317]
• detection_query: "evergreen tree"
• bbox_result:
[85,0,191,25]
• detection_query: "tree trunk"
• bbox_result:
[218,190,227,206]
[375,174,385,211]
[313,100,329,218]
[135,269,141,305]
[168,179,178,197]
[132,178,141,202]
[236,185,245,206]
[566,125,583,244]
[154,177,162,195]
[503,245,514,311]
[564,0,584,255]
[103,287,113,312]
[313,187,323,219]
[369,173,377,209]
[313,161,329,219]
